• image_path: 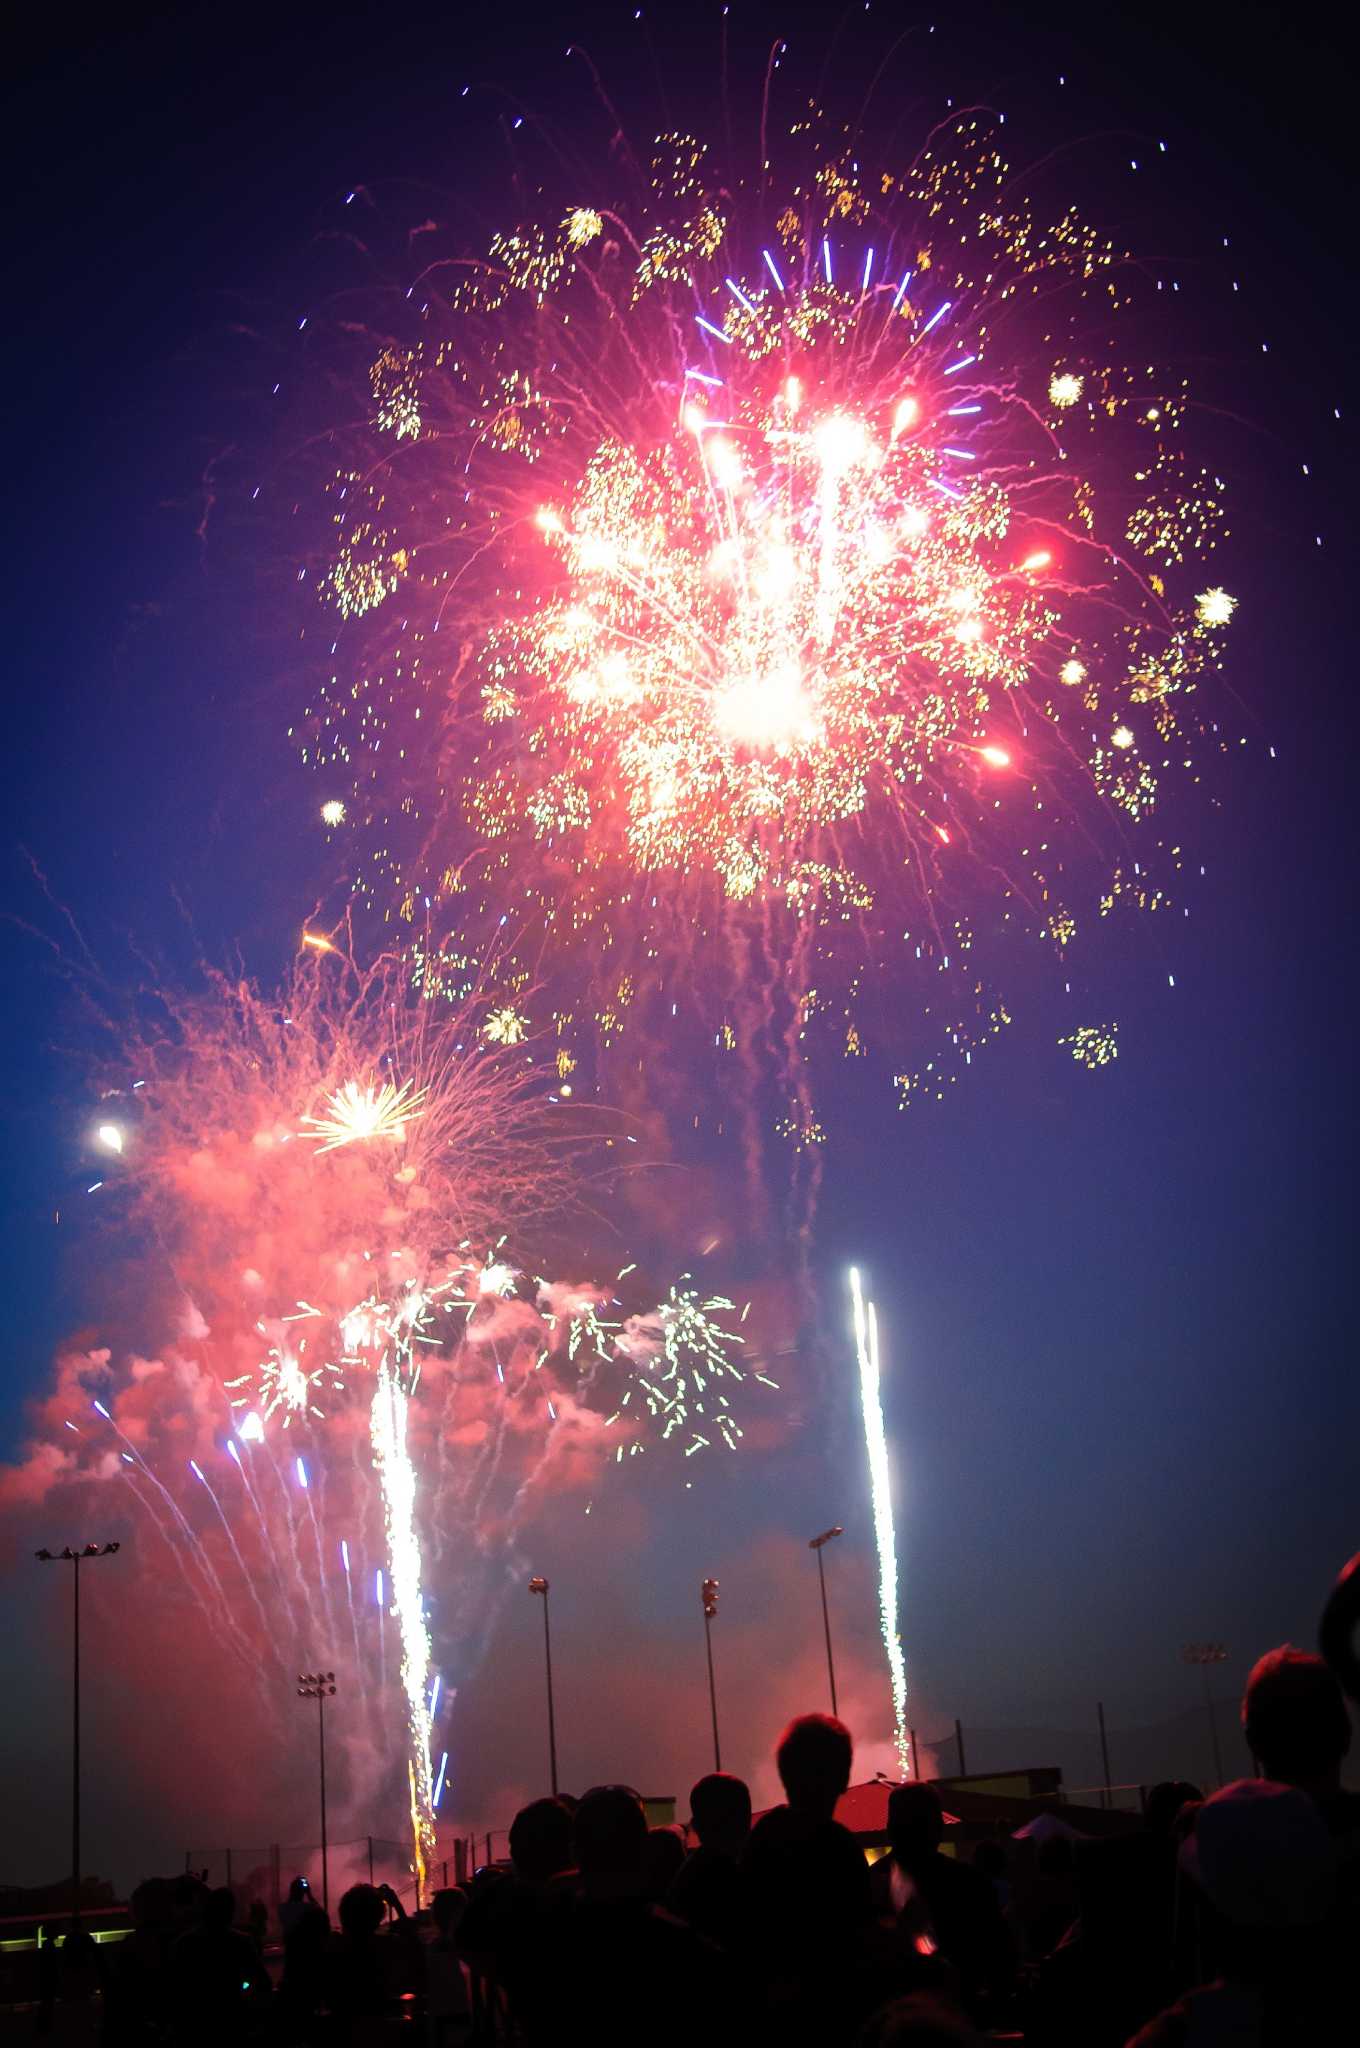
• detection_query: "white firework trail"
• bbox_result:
[849,1266,910,1779]
[369,1359,436,1901]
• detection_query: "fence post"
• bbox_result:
[1097,1702,1112,1810]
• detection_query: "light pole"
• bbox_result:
[297,1671,336,1915]
[808,1527,843,1716]
[1182,1643,1228,1788]
[35,1542,120,1923]
[701,1578,722,1771]
[528,1577,559,1796]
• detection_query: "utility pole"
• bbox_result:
[1182,1644,1228,1787]
[808,1528,844,1716]
[35,1542,120,1922]
[528,1578,559,1796]
[701,1578,722,1771]
[297,1671,337,1915]
[1097,1702,1112,1809]
[954,1717,968,1777]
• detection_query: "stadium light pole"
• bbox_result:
[1182,1643,1228,1788]
[528,1578,559,1797]
[701,1578,722,1771]
[34,1542,120,1924]
[298,1672,337,1915]
[808,1527,844,1716]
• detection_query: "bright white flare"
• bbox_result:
[300,1077,427,1150]
[850,1267,910,1779]
[1195,586,1237,628]
[96,1123,125,1154]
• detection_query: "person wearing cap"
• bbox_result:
[1128,1778,1343,2045]
[1241,1645,1360,1896]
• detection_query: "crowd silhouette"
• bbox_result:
[29,1640,1358,2045]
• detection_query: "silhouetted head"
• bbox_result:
[204,1888,236,1931]
[431,1888,467,1936]
[690,1771,753,1855]
[858,1992,983,2045]
[574,1785,648,1892]
[130,1878,172,1932]
[887,1783,945,1867]
[776,1713,854,1820]
[338,1883,385,1939]
[1242,1646,1352,1793]
[642,1826,687,1899]
[287,1877,311,1903]
[1145,1780,1202,1837]
[509,1797,574,1884]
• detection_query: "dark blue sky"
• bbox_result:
[2,3,1356,1883]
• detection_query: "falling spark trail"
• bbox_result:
[849,1266,909,1778]
[299,1452,344,1670]
[190,1457,277,1654]
[229,1441,304,1643]
[342,1536,363,1674]
[94,1405,243,1656]
[262,1438,332,1655]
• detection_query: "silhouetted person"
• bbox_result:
[36,1918,102,2040]
[642,1825,687,1900]
[104,1876,189,2046]
[970,1840,1010,1917]
[247,1896,268,1955]
[1023,1832,1078,1960]
[1130,1778,1343,2046]
[279,1875,315,1940]
[670,1772,753,1949]
[869,1784,1012,2022]
[552,1784,728,2045]
[743,1715,874,2039]
[1244,1642,1360,1917]
[423,1888,471,2044]
[1145,1781,1202,1838]
[167,1885,267,2045]
[458,1797,575,2033]
[326,1881,420,2039]
[508,1795,574,1884]
[278,1890,331,2042]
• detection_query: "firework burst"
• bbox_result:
[295,101,1238,1159]
[300,1076,428,1151]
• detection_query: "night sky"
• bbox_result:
[2,2,1356,1889]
